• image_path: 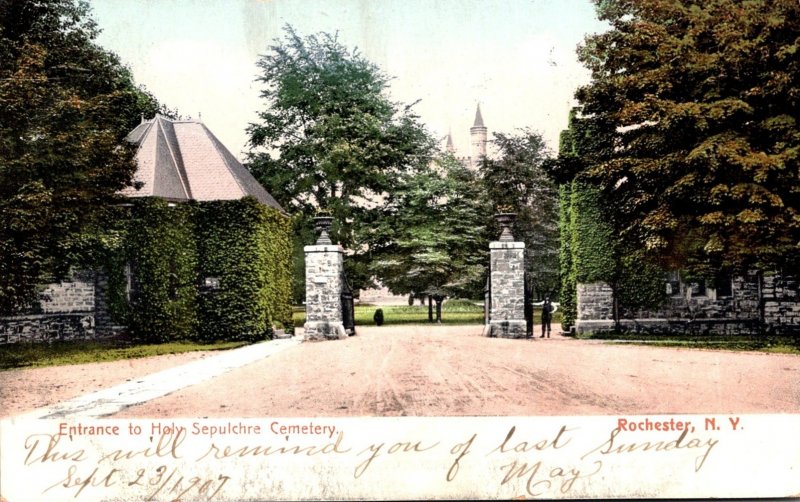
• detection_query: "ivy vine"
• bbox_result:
[101,197,292,343]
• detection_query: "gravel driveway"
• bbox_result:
[3,324,799,418]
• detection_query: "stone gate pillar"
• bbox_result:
[485,213,528,338]
[304,217,347,341]
[575,282,615,334]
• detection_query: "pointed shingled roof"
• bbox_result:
[123,115,284,211]
[472,103,485,128]
[445,129,455,152]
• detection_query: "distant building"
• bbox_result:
[358,105,490,304]
[445,104,488,170]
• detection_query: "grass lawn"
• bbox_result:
[293,302,564,327]
[0,339,249,371]
[293,305,482,327]
[579,332,800,355]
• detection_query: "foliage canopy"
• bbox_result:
[0,0,168,313]
[481,129,560,299]
[370,155,490,301]
[575,0,800,274]
[247,26,435,290]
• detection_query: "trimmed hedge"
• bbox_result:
[104,197,292,343]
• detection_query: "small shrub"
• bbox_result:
[373,308,384,326]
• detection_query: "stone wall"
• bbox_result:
[38,270,95,313]
[763,272,800,334]
[0,313,95,343]
[577,282,614,320]
[575,271,800,335]
[486,241,527,338]
[304,244,347,340]
[0,269,122,345]
[575,282,615,334]
[626,274,761,320]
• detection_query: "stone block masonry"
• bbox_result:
[577,282,614,320]
[0,313,94,343]
[575,271,800,335]
[485,241,527,339]
[0,269,112,345]
[575,282,615,334]
[762,273,800,334]
[304,244,347,341]
[38,270,95,313]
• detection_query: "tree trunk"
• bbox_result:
[428,295,433,322]
[435,296,443,323]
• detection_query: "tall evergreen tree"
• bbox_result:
[0,0,167,313]
[576,0,800,275]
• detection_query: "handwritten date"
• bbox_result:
[45,464,230,501]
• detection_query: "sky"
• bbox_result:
[89,0,609,162]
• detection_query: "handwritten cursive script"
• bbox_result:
[582,427,719,472]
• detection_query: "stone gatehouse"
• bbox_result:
[1,115,286,345]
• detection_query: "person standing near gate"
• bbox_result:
[540,297,553,338]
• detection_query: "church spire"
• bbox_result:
[469,103,487,169]
[473,103,485,128]
[446,128,455,153]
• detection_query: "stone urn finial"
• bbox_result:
[313,215,334,245]
[494,212,517,242]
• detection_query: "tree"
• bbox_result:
[0,0,167,313]
[247,26,435,291]
[370,155,490,320]
[480,129,560,299]
[575,0,800,275]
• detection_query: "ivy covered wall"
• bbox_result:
[558,183,577,330]
[196,198,293,341]
[570,182,616,285]
[560,180,668,326]
[107,198,198,342]
[103,197,292,342]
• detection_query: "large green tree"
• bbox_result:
[0,0,166,313]
[481,129,560,299]
[370,155,490,318]
[247,26,435,291]
[576,0,800,275]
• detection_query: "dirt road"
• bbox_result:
[104,324,800,417]
[0,351,218,418]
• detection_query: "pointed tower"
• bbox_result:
[470,103,487,169]
[445,129,456,154]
